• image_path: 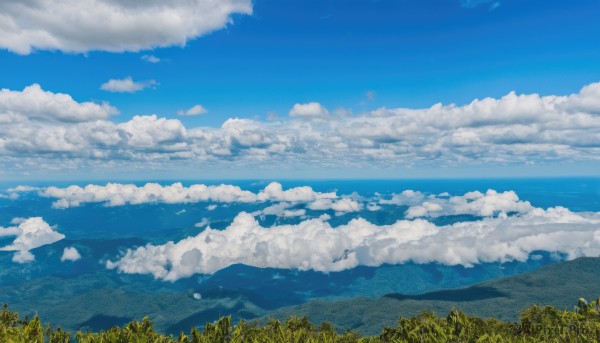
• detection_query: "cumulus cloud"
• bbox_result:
[256,182,337,203]
[39,182,339,209]
[178,104,208,116]
[289,102,329,119]
[43,182,256,208]
[0,217,65,263]
[100,77,158,93]
[380,189,533,218]
[0,0,253,54]
[0,84,117,123]
[307,198,363,215]
[3,82,600,174]
[106,205,600,280]
[61,247,82,262]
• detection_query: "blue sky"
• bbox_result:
[0,0,600,179]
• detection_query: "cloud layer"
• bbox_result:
[2,82,600,175]
[37,182,338,209]
[0,0,253,54]
[11,180,527,220]
[106,206,600,280]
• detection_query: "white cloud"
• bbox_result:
[319,213,332,221]
[256,182,337,203]
[289,102,329,119]
[39,182,338,209]
[106,205,600,280]
[3,81,600,174]
[0,0,253,55]
[252,202,306,218]
[100,77,158,93]
[9,217,26,225]
[0,217,65,263]
[12,251,35,263]
[141,55,160,63]
[307,198,363,215]
[178,104,208,116]
[380,189,533,219]
[6,186,40,193]
[194,218,210,228]
[43,182,256,208]
[379,190,426,206]
[366,204,382,211]
[61,247,81,262]
[0,84,117,123]
[0,193,19,200]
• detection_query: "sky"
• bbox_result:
[1,0,600,180]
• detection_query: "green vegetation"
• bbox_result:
[4,258,600,335]
[4,298,600,342]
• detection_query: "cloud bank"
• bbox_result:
[106,206,600,280]
[0,0,253,54]
[0,217,65,263]
[38,182,339,209]
[13,180,526,220]
[2,82,600,175]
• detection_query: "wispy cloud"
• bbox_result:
[141,55,160,63]
[178,104,208,116]
[100,77,158,93]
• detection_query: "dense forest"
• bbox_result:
[3,297,600,342]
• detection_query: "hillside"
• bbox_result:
[3,257,599,336]
[264,257,600,336]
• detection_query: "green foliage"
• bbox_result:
[4,298,600,342]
